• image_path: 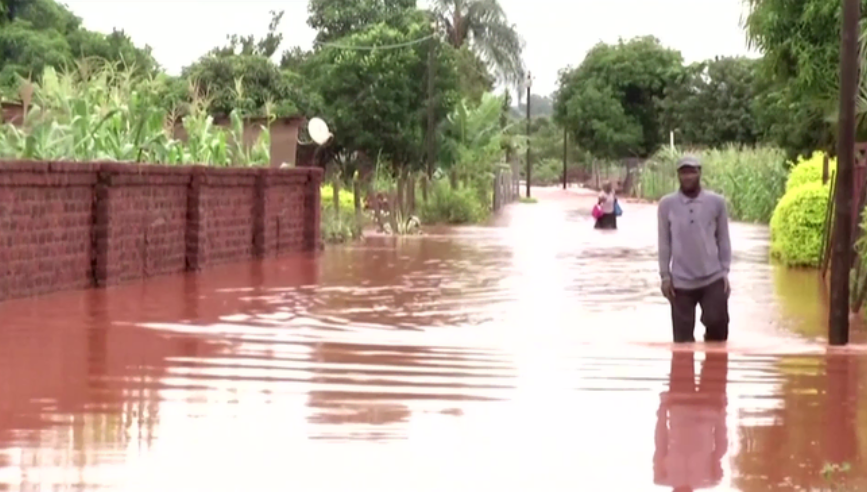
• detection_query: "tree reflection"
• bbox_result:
[732,353,862,491]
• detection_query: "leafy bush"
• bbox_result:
[522,157,560,186]
[320,184,355,213]
[321,207,360,244]
[786,151,835,192]
[637,145,788,223]
[420,178,487,224]
[770,181,831,267]
[320,184,363,244]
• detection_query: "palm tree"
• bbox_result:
[431,0,525,90]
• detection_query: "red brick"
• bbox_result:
[0,160,323,302]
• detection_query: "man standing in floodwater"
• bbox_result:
[657,156,732,343]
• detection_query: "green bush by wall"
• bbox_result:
[321,184,355,213]
[770,181,831,267]
[785,152,836,192]
[419,178,487,224]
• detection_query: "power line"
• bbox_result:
[317,34,435,51]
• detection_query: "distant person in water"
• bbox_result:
[657,156,731,343]
[594,182,618,230]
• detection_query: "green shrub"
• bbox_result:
[523,158,560,186]
[320,184,364,244]
[637,145,788,223]
[419,179,487,224]
[770,181,831,267]
[321,206,362,244]
[320,184,355,213]
[785,151,836,192]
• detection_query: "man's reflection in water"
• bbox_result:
[653,349,729,492]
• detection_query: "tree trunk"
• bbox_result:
[396,169,406,218]
[352,176,363,236]
[332,173,340,221]
[407,172,416,215]
[421,174,429,203]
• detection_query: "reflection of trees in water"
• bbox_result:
[311,236,511,328]
[732,354,862,491]
[653,350,728,491]
[772,268,867,341]
[0,284,222,490]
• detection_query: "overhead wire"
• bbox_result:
[315,33,436,51]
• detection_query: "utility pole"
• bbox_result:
[562,128,568,189]
[425,21,437,193]
[829,0,860,346]
[525,72,532,198]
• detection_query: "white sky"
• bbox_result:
[62,0,758,97]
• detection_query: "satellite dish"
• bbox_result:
[308,117,332,145]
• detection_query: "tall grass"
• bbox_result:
[0,61,270,165]
[636,145,789,223]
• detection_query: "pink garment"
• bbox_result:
[592,204,604,219]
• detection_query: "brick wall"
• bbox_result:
[0,161,323,301]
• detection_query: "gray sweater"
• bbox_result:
[657,190,731,290]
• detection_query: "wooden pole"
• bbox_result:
[425,28,437,193]
[829,0,860,346]
[823,154,830,184]
[562,128,568,189]
[525,73,532,198]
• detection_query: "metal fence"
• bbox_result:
[492,163,520,212]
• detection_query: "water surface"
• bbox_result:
[0,187,865,492]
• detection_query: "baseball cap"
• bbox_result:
[676,156,701,170]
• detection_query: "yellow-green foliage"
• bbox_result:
[320,184,355,213]
[319,184,361,244]
[770,181,831,267]
[785,151,836,192]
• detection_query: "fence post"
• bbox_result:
[186,167,205,271]
[91,167,111,287]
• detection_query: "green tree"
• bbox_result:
[513,93,554,118]
[431,0,524,88]
[553,36,682,159]
[307,0,416,44]
[659,56,764,148]
[184,10,315,118]
[742,0,867,157]
[0,0,157,86]
[307,14,460,174]
[208,10,284,58]
[279,46,312,72]
[752,81,834,161]
[454,45,494,103]
[183,55,303,117]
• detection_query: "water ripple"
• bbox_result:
[0,188,865,491]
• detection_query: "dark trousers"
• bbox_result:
[594,213,617,229]
[670,278,729,343]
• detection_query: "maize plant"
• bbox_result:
[0,62,270,166]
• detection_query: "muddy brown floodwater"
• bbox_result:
[2,186,867,492]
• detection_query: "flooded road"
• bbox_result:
[1,186,866,491]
